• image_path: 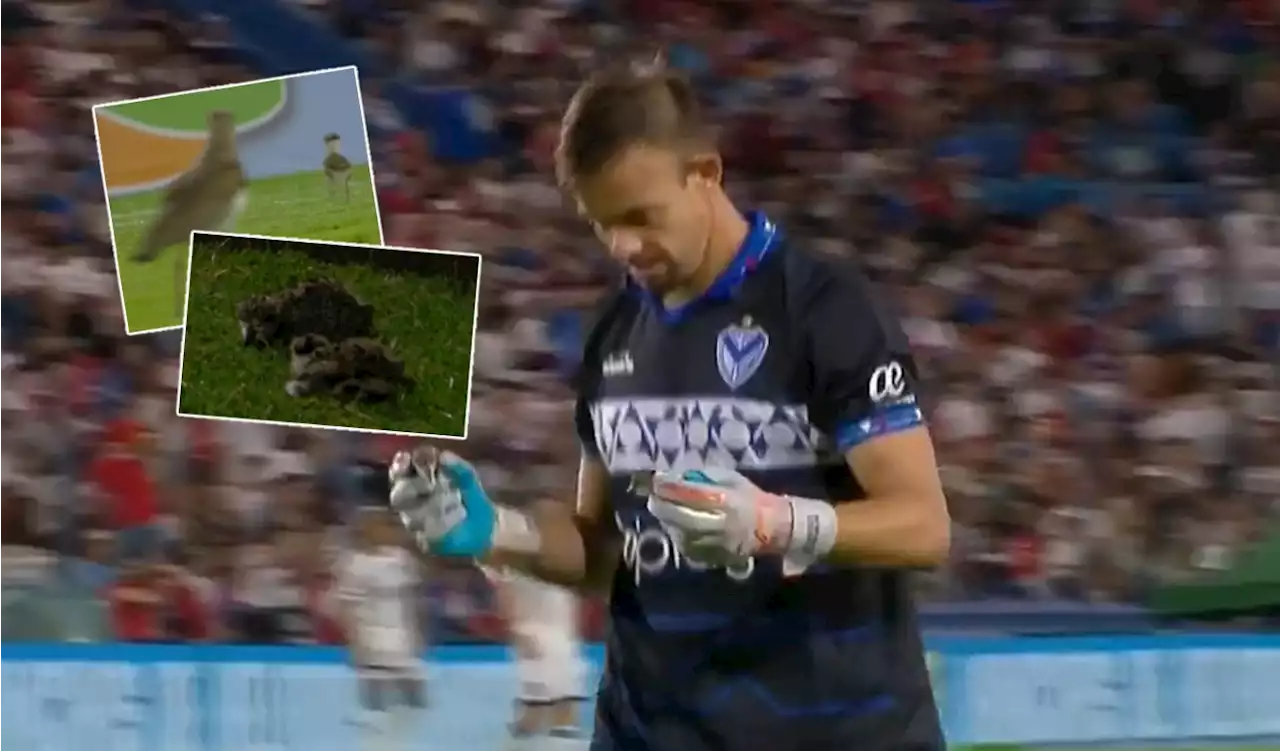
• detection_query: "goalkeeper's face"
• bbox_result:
[576,144,718,297]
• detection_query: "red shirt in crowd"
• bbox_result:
[186,419,221,466]
[110,571,210,642]
[1024,131,1063,174]
[1,45,40,130]
[88,423,157,528]
[62,353,107,414]
[1007,533,1043,584]
[109,578,162,641]
[913,176,956,220]
[164,578,211,641]
[307,575,345,645]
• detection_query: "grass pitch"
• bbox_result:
[109,167,381,333]
[177,239,476,437]
[965,747,1277,751]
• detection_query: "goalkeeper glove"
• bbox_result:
[388,447,539,558]
[645,467,837,572]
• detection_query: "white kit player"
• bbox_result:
[337,506,427,751]
[494,568,588,750]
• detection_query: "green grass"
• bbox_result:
[963,747,1278,751]
[105,79,285,130]
[109,167,381,333]
[178,240,476,437]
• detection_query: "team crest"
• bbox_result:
[716,317,769,390]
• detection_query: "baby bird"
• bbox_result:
[235,279,375,349]
[286,334,414,403]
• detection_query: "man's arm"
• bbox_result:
[495,284,625,593]
[825,428,950,566]
[484,454,621,595]
[396,291,627,592]
[805,261,951,568]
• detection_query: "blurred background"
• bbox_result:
[2,0,1277,652]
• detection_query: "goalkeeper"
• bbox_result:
[391,61,952,751]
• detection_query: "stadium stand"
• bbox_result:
[2,0,1277,644]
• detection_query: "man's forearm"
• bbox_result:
[484,500,618,595]
[752,493,949,568]
[826,495,950,566]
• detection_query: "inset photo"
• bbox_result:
[177,232,480,439]
[93,65,383,335]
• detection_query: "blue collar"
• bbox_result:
[632,211,780,325]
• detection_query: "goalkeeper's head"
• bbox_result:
[556,57,733,300]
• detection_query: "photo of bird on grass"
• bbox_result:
[323,132,353,203]
[178,231,480,438]
[93,66,382,335]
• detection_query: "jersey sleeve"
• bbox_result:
[801,258,925,453]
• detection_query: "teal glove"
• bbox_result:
[388,447,497,558]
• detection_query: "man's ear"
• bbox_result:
[686,153,723,187]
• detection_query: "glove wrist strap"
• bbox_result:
[493,506,542,556]
[783,496,838,559]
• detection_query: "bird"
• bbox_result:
[322,132,352,203]
[236,279,375,349]
[285,334,413,402]
[132,109,248,316]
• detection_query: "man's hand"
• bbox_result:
[647,468,791,560]
[388,446,497,557]
[647,467,838,574]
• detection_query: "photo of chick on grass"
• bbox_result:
[177,231,481,438]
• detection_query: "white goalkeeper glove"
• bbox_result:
[646,467,838,572]
[388,446,539,558]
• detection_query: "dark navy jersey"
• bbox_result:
[574,212,944,751]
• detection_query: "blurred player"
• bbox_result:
[390,60,951,751]
[493,569,588,751]
[336,506,427,751]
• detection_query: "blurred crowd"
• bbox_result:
[2,0,1278,645]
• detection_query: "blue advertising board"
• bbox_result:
[4,635,1279,750]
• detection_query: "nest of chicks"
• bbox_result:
[235,279,414,403]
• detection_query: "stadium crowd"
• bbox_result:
[2,0,1277,644]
